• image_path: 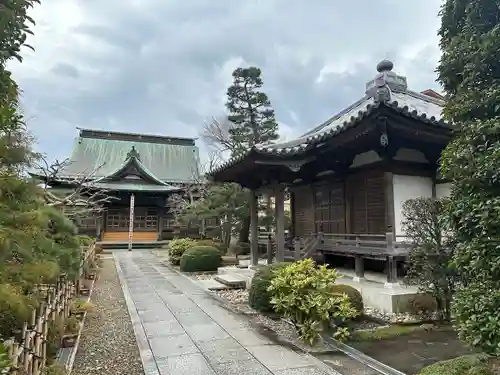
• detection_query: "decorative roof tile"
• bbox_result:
[208,60,448,177]
[59,129,200,183]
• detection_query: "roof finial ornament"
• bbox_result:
[365,59,407,99]
[126,145,141,161]
[376,59,394,73]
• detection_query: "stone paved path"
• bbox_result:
[114,251,340,375]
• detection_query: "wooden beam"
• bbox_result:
[384,172,395,234]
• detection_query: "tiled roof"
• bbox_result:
[209,60,447,177]
[59,129,200,183]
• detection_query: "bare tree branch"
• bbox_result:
[201,116,238,153]
[34,157,115,218]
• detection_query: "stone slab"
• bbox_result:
[143,321,185,338]
[185,323,231,342]
[214,274,247,289]
[273,367,331,375]
[210,359,273,375]
[149,334,199,358]
[157,353,215,375]
[197,279,231,291]
[246,345,313,371]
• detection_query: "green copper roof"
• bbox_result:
[59,129,200,183]
[86,182,181,192]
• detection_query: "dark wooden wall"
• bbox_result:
[291,169,386,237]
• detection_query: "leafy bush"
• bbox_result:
[168,238,198,265]
[268,259,358,344]
[331,284,364,316]
[179,246,222,272]
[407,294,437,320]
[402,197,457,321]
[417,354,492,375]
[452,284,500,356]
[0,342,10,372]
[195,239,227,255]
[0,284,38,339]
[76,235,94,247]
[248,263,287,313]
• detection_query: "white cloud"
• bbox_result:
[10,0,443,162]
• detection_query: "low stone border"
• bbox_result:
[55,270,98,374]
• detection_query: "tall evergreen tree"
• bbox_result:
[437,0,500,355]
[0,1,82,341]
[225,66,279,243]
[226,67,279,153]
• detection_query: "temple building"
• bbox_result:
[208,60,451,285]
[36,128,201,244]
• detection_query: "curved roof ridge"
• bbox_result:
[94,154,173,187]
[300,95,370,137]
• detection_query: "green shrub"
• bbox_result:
[331,284,364,316]
[168,238,198,265]
[76,235,94,247]
[0,342,10,372]
[417,354,492,375]
[248,263,288,313]
[195,239,227,255]
[268,259,358,344]
[407,294,437,320]
[179,246,222,272]
[0,284,38,339]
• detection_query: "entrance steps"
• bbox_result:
[102,231,158,242]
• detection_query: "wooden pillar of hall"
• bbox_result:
[274,186,285,262]
[249,190,259,267]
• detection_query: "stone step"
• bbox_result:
[213,274,247,289]
[197,279,231,291]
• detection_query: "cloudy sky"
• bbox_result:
[10,0,443,162]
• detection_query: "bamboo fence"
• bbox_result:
[2,243,97,375]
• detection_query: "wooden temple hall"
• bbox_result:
[208,60,451,284]
[39,128,201,244]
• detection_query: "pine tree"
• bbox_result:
[0,1,81,340]
[437,0,500,355]
[225,66,279,243]
[226,66,279,153]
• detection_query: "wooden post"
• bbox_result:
[274,186,285,262]
[386,231,394,251]
[385,255,399,287]
[294,238,301,261]
[128,193,135,251]
[249,190,259,267]
[353,255,365,282]
[267,235,273,264]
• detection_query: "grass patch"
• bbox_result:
[349,324,434,342]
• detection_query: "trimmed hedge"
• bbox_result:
[195,239,227,255]
[248,263,288,313]
[331,284,364,315]
[417,354,492,375]
[179,246,222,272]
[168,238,198,265]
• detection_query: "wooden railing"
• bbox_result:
[320,232,412,256]
[2,243,96,375]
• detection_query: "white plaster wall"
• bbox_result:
[393,175,433,236]
[350,150,382,168]
[436,183,452,199]
[393,148,429,163]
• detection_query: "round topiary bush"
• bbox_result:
[195,239,227,255]
[179,246,222,272]
[168,238,198,265]
[248,263,288,313]
[417,354,492,375]
[331,284,364,316]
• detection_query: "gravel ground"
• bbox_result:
[72,258,144,375]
